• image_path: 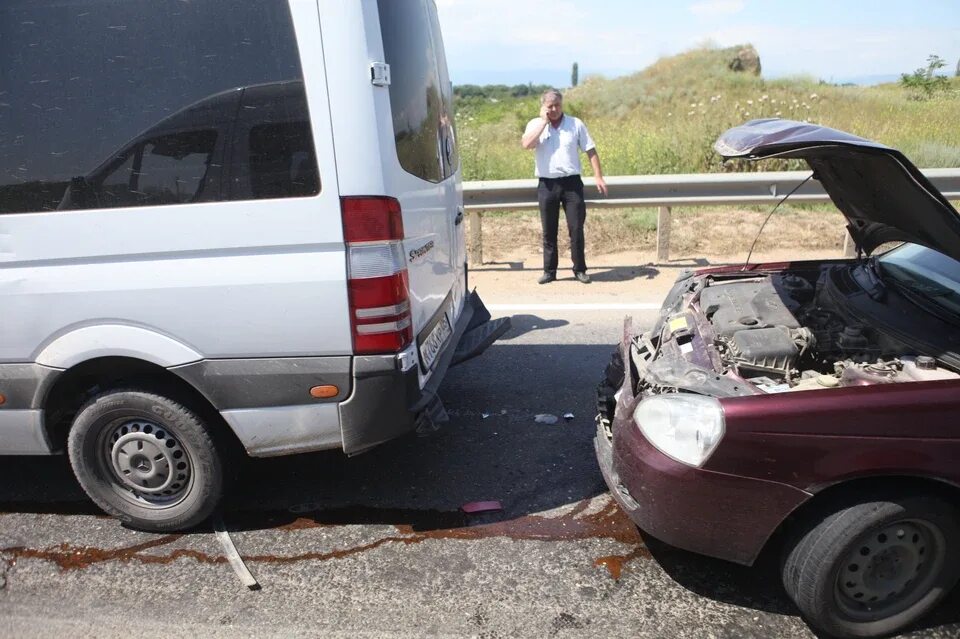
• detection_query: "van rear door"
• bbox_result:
[376,0,466,381]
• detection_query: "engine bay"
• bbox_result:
[633,263,960,397]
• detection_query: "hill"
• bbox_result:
[455,45,960,181]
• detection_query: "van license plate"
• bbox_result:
[419,313,452,371]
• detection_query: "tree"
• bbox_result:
[900,54,949,99]
[571,62,579,87]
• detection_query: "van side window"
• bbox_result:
[135,131,218,205]
[0,0,317,214]
[226,82,320,201]
[248,124,318,199]
[98,155,138,209]
[378,0,460,183]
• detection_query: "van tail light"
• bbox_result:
[341,197,412,354]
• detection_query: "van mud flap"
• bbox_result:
[451,291,511,366]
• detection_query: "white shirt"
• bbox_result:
[525,114,596,178]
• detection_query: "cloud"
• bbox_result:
[689,0,746,18]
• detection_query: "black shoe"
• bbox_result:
[574,271,591,284]
[538,272,556,284]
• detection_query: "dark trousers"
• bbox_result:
[537,175,587,274]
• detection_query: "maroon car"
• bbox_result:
[595,119,960,639]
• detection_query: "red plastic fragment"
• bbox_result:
[461,501,503,514]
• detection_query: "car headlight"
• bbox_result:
[634,394,725,467]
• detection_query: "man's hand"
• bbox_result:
[521,110,550,149]
[595,176,608,197]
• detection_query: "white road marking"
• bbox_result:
[487,303,660,311]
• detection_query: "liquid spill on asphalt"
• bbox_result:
[0,497,649,579]
[0,534,223,571]
[594,546,653,580]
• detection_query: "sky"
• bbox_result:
[435,0,960,87]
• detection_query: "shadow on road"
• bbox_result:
[589,265,659,282]
[0,339,615,535]
[643,529,960,637]
[497,314,569,340]
[218,340,614,531]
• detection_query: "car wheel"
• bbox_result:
[782,495,960,638]
[67,389,225,532]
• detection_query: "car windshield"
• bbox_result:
[877,243,960,315]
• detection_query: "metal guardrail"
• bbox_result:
[462,168,960,263]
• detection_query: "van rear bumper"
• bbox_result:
[339,290,509,454]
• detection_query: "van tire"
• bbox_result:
[67,389,224,532]
[781,494,960,638]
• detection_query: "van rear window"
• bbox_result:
[377,0,459,183]
[0,0,319,214]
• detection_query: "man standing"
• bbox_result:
[521,89,607,284]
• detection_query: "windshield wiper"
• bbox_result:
[881,264,960,319]
[882,263,953,297]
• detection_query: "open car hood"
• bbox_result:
[715,119,960,261]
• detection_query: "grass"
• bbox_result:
[455,44,960,181]
[457,45,960,258]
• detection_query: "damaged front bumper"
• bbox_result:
[594,315,809,566]
[339,290,510,454]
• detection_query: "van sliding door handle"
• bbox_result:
[454,208,463,226]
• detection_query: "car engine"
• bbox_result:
[632,265,959,397]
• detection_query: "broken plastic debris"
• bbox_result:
[214,518,260,591]
[534,413,558,424]
[563,412,574,421]
[461,500,502,514]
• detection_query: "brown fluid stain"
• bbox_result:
[594,546,652,580]
[0,498,651,574]
[0,534,223,571]
[424,499,642,544]
[240,499,650,568]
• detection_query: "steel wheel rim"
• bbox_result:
[99,418,194,509]
[835,518,947,620]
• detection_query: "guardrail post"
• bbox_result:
[469,211,483,265]
[656,206,672,262]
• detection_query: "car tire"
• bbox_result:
[67,389,225,532]
[782,494,960,638]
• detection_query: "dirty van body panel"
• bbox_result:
[220,404,343,457]
[0,0,348,456]
[0,411,52,454]
[0,363,58,454]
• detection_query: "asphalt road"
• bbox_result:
[1,309,958,638]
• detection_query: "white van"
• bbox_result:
[0,0,508,531]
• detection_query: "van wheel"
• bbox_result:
[782,495,960,638]
[67,389,224,532]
